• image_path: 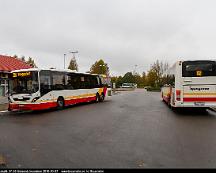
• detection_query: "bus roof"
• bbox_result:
[173,59,216,64]
[163,59,216,76]
[11,68,100,76]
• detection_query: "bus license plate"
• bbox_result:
[194,102,205,107]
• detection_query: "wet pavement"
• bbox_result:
[1,89,216,168]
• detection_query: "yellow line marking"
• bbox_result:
[184,93,216,96]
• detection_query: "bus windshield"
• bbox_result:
[182,61,216,77]
[9,71,39,94]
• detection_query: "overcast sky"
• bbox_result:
[0,0,216,76]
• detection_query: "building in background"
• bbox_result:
[0,55,31,96]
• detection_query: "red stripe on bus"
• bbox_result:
[9,102,57,111]
[103,87,107,96]
[9,96,97,111]
[65,96,96,106]
[183,98,216,102]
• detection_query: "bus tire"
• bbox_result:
[99,93,105,102]
[57,97,65,109]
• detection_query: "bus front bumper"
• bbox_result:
[9,102,57,112]
[174,102,216,108]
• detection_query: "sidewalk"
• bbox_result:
[0,97,8,111]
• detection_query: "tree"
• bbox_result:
[134,74,142,87]
[68,57,78,71]
[146,60,169,88]
[116,76,123,88]
[13,55,18,59]
[122,72,135,83]
[20,56,25,62]
[146,69,158,87]
[141,72,147,86]
[90,59,109,75]
[26,57,37,68]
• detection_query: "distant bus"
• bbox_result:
[8,68,110,111]
[121,83,137,88]
[161,60,216,109]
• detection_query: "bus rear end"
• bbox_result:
[176,60,216,108]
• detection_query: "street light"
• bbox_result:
[63,51,78,69]
[69,51,78,59]
[133,65,138,75]
[64,54,66,69]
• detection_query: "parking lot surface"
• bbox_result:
[1,89,216,168]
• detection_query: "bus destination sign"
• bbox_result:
[13,72,31,78]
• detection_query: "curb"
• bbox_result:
[0,110,8,113]
[0,110,8,116]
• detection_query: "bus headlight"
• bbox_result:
[32,98,38,102]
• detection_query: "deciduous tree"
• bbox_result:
[68,57,78,71]
[90,59,109,75]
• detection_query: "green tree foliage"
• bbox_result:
[116,76,123,88]
[112,72,143,88]
[111,76,118,84]
[146,69,158,87]
[20,56,25,62]
[13,55,37,67]
[68,57,78,71]
[134,74,142,87]
[99,60,169,89]
[111,76,122,88]
[141,72,147,87]
[13,55,18,59]
[146,60,169,88]
[90,59,109,75]
[122,72,135,83]
[26,57,37,68]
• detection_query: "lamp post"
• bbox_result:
[64,54,66,69]
[69,51,78,60]
[133,65,138,75]
[64,51,78,69]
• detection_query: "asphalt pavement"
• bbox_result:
[1,89,216,168]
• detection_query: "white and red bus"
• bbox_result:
[8,68,110,111]
[161,60,216,109]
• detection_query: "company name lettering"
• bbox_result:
[190,87,209,91]
[13,72,31,77]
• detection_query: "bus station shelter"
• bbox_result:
[0,55,31,96]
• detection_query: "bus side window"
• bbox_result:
[52,72,65,90]
[95,76,101,88]
[72,75,81,90]
[90,76,98,88]
[40,71,52,95]
[80,76,86,89]
[66,74,74,90]
[84,75,91,89]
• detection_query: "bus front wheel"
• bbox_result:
[57,97,65,109]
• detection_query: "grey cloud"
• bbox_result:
[1,0,216,75]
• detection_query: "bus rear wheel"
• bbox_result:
[57,97,65,109]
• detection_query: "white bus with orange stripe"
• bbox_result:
[8,68,110,112]
[161,60,216,109]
